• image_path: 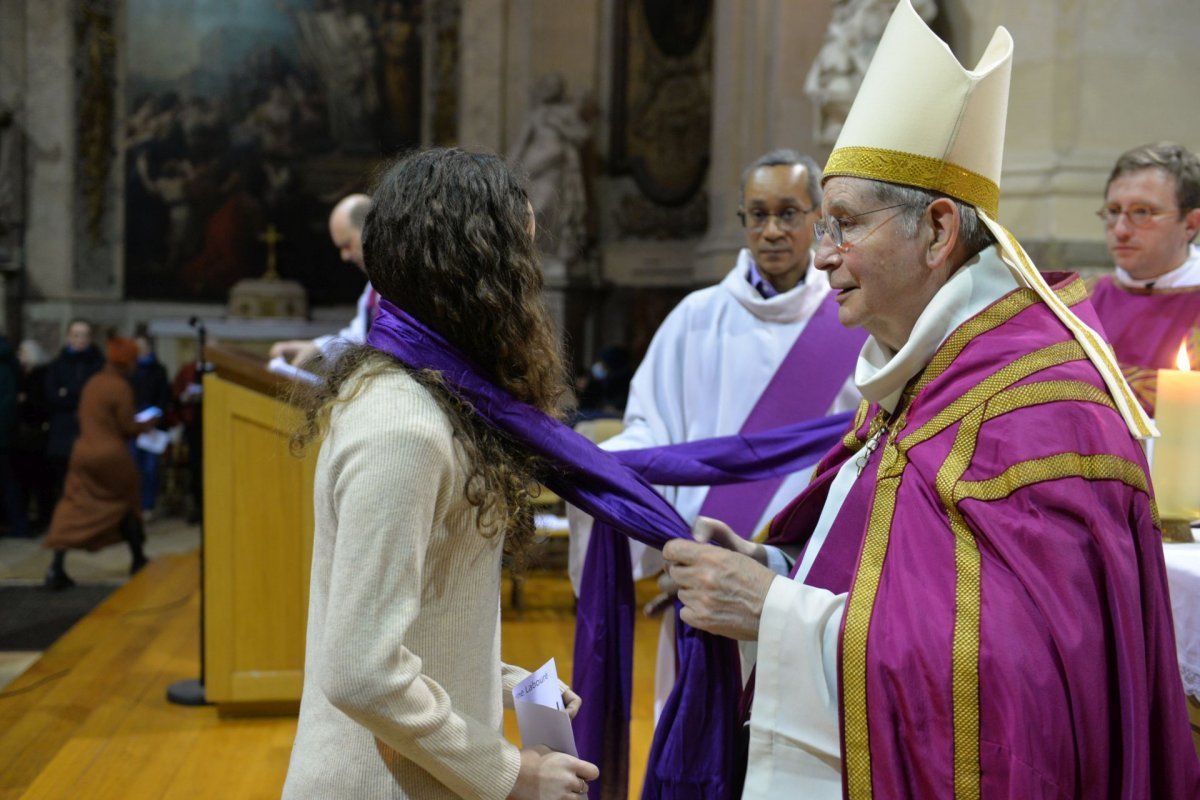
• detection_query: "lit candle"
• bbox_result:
[1151,342,1200,527]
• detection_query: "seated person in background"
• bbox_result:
[1088,141,1200,413]
[571,344,632,423]
[269,194,378,366]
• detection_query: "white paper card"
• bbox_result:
[267,356,322,386]
[512,658,577,757]
[134,406,162,423]
[136,428,171,454]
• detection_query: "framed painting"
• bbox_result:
[124,0,423,304]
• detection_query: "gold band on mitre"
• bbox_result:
[824,146,1001,219]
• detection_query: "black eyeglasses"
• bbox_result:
[737,205,815,232]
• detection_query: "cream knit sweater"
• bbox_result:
[284,366,526,799]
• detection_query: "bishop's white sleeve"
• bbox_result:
[742,576,845,800]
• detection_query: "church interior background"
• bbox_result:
[1,0,1198,380]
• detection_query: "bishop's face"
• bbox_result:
[814,177,933,352]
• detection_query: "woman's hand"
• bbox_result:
[508,746,599,799]
[561,687,582,719]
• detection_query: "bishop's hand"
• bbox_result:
[661,516,777,641]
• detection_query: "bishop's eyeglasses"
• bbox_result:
[812,203,913,251]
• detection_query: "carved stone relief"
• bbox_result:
[804,0,938,146]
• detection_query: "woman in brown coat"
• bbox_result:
[44,337,159,589]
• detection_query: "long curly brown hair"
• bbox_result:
[293,148,569,561]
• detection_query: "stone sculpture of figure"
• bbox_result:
[804,0,937,145]
[508,73,592,275]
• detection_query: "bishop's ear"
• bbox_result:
[924,197,962,271]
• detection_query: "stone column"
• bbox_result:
[458,0,510,152]
[21,0,80,347]
[950,0,1200,273]
[693,0,831,285]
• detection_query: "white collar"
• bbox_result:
[855,247,1020,414]
[1114,244,1200,290]
[721,248,830,323]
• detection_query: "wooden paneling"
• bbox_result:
[203,373,316,706]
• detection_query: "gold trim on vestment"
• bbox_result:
[843,399,873,450]
[841,338,1107,799]
[824,146,1001,218]
[899,341,1086,452]
[979,380,1116,422]
[913,280,1088,397]
[955,452,1149,502]
[991,224,1155,439]
[937,407,985,800]
[842,436,906,799]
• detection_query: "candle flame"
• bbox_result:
[1176,341,1193,372]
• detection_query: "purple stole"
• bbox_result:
[698,294,867,538]
[363,300,856,800]
[1089,276,1200,413]
[583,294,864,800]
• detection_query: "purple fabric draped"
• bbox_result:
[365,300,850,799]
[576,415,850,800]
[698,294,865,537]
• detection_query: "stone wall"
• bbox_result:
[5,0,1200,352]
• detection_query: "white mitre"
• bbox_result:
[822,0,1155,439]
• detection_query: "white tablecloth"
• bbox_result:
[1163,543,1200,699]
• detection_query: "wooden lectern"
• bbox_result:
[202,345,317,712]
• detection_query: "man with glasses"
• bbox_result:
[663,2,1199,796]
[567,148,864,718]
[1089,142,1200,413]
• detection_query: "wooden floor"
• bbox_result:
[0,553,661,799]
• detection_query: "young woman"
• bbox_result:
[283,149,599,799]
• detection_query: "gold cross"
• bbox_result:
[259,224,285,280]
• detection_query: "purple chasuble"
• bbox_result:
[759,278,1200,798]
[1089,276,1200,414]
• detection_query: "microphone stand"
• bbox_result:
[167,317,211,706]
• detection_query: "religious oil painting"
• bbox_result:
[610,0,713,208]
[124,0,422,304]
